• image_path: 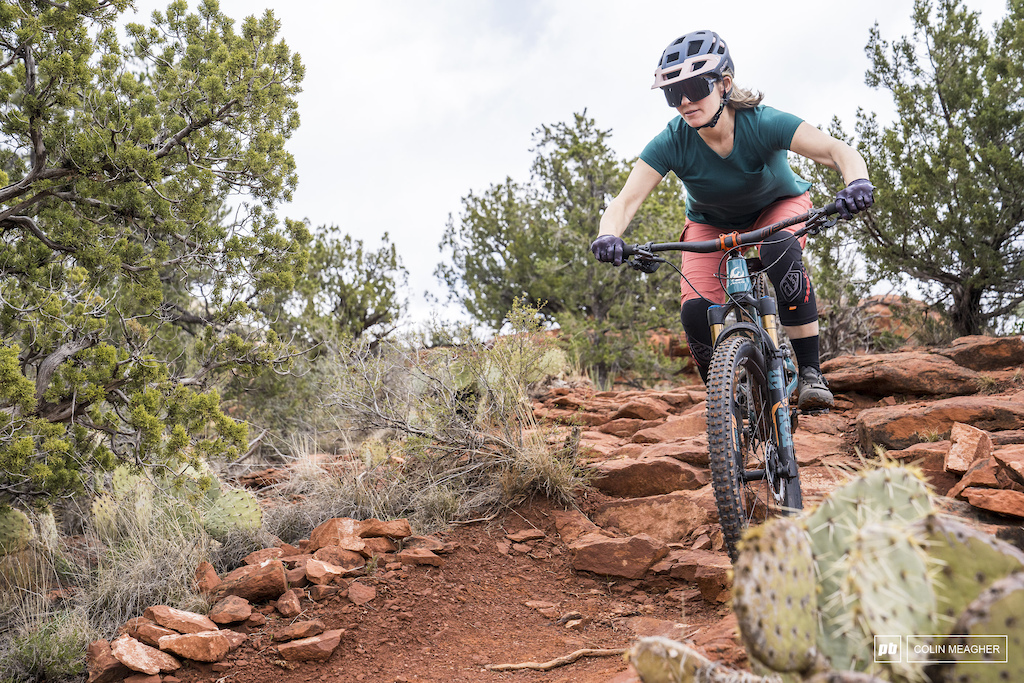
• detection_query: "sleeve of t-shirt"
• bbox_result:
[757,106,804,150]
[639,126,675,177]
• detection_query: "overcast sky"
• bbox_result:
[132,0,1010,329]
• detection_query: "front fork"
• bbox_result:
[760,299,799,480]
[709,296,799,481]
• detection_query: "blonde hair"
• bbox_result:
[723,69,763,110]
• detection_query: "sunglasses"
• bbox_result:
[663,76,718,107]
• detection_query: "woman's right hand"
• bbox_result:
[590,235,626,266]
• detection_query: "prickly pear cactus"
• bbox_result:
[804,464,934,672]
[929,572,1024,682]
[0,507,33,555]
[201,488,262,541]
[733,518,823,675]
[910,514,1024,625]
[835,524,937,682]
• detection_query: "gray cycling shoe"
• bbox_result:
[797,366,834,411]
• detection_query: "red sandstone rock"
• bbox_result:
[551,509,605,544]
[569,533,668,580]
[962,488,1024,518]
[87,640,131,683]
[208,595,252,624]
[590,456,709,498]
[593,490,714,543]
[312,545,365,570]
[936,335,1024,371]
[346,582,377,606]
[307,518,365,554]
[110,636,180,675]
[130,622,178,649]
[304,558,348,585]
[158,632,230,663]
[276,619,326,642]
[610,398,671,422]
[993,444,1024,486]
[211,559,288,602]
[276,629,344,662]
[823,352,980,396]
[631,410,706,443]
[857,397,1024,451]
[142,606,217,635]
[945,423,993,474]
[276,588,304,618]
[193,561,220,594]
[360,536,398,557]
[242,547,284,565]
[357,518,413,539]
[397,548,444,566]
[506,529,546,543]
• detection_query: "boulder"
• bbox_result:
[857,396,1024,450]
[307,518,365,554]
[610,398,671,421]
[304,558,349,585]
[936,335,1024,371]
[211,559,287,602]
[142,606,217,635]
[593,490,714,543]
[358,518,413,539]
[823,352,980,396]
[631,409,707,443]
[945,423,993,474]
[610,439,710,467]
[590,456,709,497]
[207,596,252,625]
[994,444,1024,486]
[193,561,220,594]
[312,545,365,570]
[127,621,177,649]
[961,488,1024,518]
[397,548,444,567]
[276,619,326,642]
[110,636,180,675]
[87,640,131,683]
[276,588,303,618]
[276,629,344,662]
[158,632,230,663]
[569,533,668,579]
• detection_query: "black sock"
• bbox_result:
[790,335,820,371]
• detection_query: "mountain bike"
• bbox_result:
[620,203,841,561]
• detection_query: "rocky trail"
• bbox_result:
[87,335,1024,683]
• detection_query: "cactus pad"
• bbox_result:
[0,507,33,556]
[629,636,776,682]
[911,514,1024,626]
[930,572,1024,682]
[201,488,262,540]
[733,518,821,674]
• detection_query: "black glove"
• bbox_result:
[835,179,874,219]
[590,235,626,266]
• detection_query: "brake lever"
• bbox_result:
[804,209,840,235]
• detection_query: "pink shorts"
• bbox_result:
[679,192,813,304]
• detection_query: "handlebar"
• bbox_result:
[622,202,839,257]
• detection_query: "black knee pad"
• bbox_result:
[680,298,714,380]
[759,235,818,326]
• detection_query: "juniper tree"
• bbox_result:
[0,0,309,505]
[839,0,1024,335]
[436,113,689,385]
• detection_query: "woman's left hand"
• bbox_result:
[835,179,874,219]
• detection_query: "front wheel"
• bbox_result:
[705,334,802,561]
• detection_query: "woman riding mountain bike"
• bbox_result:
[591,30,874,409]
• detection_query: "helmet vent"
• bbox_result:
[687,42,702,56]
[667,51,680,62]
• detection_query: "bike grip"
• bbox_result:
[823,201,839,216]
[622,243,638,257]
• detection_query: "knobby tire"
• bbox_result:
[705,334,801,561]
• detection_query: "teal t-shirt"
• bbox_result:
[639,105,811,230]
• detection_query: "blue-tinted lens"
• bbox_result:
[663,77,715,107]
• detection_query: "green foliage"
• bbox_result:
[0,608,92,683]
[808,0,1024,336]
[436,113,688,386]
[0,1,311,505]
